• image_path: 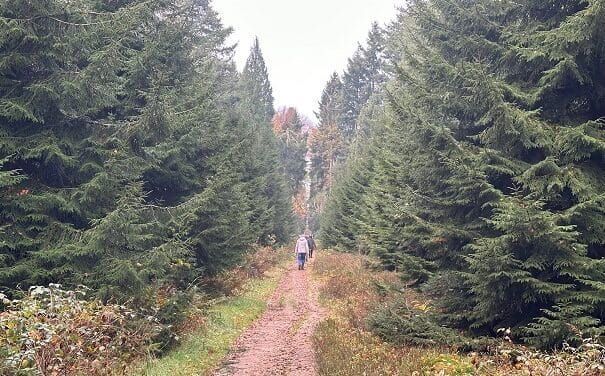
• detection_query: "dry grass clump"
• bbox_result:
[314,252,404,326]
[311,251,605,376]
[312,251,435,375]
[313,318,435,375]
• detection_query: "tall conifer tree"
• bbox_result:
[241,37,275,123]
[311,74,345,194]
[0,0,294,299]
[321,0,605,348]
[238,38,293,244]
[341,23,389,143]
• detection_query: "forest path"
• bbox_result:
[212,256,325,376]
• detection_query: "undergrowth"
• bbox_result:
[0,246,289,376]
[311,250,605,376]
[132,246,290,375]
[311,251,441,375]
[0,285,160,376]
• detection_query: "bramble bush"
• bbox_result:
[485,331,605,376]
[0,284,163,376]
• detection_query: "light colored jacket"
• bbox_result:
[295,236,309,254]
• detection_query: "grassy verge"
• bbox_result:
[132,247,290,376]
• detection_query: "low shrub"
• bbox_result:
[367,293,501,351]
[205,246,289,296]
[368,295,463,347]
[0,284,162,376]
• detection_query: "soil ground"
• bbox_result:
[213,257,325,376]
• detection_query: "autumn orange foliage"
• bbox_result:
[272,106,314,135]
[272,107,298,134]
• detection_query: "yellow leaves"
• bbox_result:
[6,319,17,330]
[412,302,429,312]
[292,188,307,218]
[78,311,92,323]
[20,358,32,368]
[173,258,191,269]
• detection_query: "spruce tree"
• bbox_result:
[238,38,293,244]
[272,107,308,197]
[179,122,256,275]
[311,73,346,191]
[240,37,275,123]
[319,149,373,252]
[316,73,345,130]
[341,23,389,143]
[0,157,26,274]
[321,0,605,349]
[308,73,346,230]
[382,0,605,347]
[0,0,144,288]
[0,0,293,301]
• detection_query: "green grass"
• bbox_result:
[133,271,282,376]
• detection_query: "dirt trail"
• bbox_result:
[213,257,325,376]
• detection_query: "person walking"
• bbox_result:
[306,234,316,258]
[295,234,309,270]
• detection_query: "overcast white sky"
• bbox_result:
[213,0,401,123]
